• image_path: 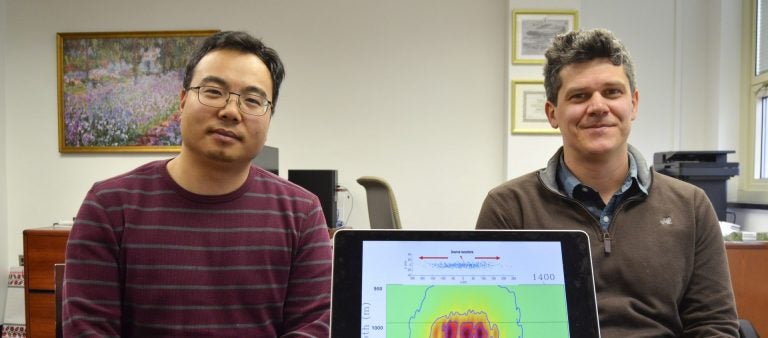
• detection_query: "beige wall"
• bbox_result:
[0,0,8,323]
[2,0,508,269]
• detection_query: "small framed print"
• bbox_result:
[510,80,558,135]
[512,10,578,64]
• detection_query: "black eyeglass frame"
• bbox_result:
[187,85,272,116]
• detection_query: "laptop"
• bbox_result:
[330,229,600,338]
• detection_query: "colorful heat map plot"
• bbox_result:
[385,284,569,338]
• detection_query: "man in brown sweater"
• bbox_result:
[476,28,738,337]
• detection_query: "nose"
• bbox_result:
[218,94,243,122]
[586,93,609,115]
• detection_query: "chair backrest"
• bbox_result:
[356,176,402,229]
[55,263,65,338]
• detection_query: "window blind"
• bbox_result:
[758,0,768,75]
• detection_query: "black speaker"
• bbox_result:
[288,170,337,228]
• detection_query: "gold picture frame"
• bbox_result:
[57,30,218,153]
[510,80,558,134]
[511,10,578,64]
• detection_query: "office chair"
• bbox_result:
[55,263,65,338]
[357,176,402,229]
[740,319,760,338]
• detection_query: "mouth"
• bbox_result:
[583,123,613,130]
[208,127,243,141]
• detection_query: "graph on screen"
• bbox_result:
[360,241,570,338]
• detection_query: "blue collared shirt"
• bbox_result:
[557,153,648,230]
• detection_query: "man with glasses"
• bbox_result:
[63,31,332,337]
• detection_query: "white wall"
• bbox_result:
[714,0,747,205]
[0,0,8,323]
[3,0,508,266]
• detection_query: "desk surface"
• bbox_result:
[726,241,768,248]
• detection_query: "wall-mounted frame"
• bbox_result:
[511,10,578,64]
[57,30,218,153]
[511,80,557,134]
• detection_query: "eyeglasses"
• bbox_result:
[188,86,272,116]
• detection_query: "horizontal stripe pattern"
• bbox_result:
[63,160,332,337]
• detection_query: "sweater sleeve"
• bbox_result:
[678,188,739,336]
[280,202,333,337]
[62,187,123,337]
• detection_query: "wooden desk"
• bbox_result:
[328,226,350,239]
[726,241,768,335]
[23,227,71,338]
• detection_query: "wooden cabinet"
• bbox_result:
[726,242,768,335]
[23,227,70,338]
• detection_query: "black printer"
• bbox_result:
[653,151,739,221]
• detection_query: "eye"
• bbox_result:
[568,93,587,102]
[604,88,623,98]
[200,86,225,98]
[242,94,267,107]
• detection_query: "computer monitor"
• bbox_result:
[252,145,279,175]
[288,169,338,228]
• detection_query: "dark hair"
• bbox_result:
[183,31,285,114]
[543,28,636,105]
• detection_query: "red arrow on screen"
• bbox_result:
[419,256,448,260]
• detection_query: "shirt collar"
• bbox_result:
[557,152,648,198]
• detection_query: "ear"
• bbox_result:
[179,89,188,113]
[545,101,559,129]
[630,89,639,121]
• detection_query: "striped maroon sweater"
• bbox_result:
[62,160,332,337]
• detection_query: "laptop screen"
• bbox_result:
[331,230,600,338]
[363,240,568,337]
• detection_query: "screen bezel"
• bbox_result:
[330,229,600,338]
